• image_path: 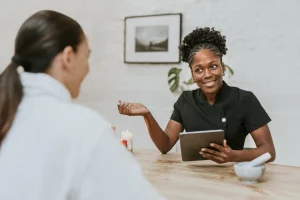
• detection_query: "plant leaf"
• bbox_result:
[170,83,178,92]
[183,77,194,85]
[168,67,182,77]
[168,76,176,84]
[225,65,234,76]
[168,67,182,92]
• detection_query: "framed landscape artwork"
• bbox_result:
[124,13,182,64]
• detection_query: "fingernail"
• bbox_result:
[201,148,205,151]
[200,152,203,155]
[211,143,214,147]
[117,100,121,105]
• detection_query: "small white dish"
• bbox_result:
[234,162,266,184]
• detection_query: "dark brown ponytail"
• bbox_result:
[0,62,24,144]
[0,10,83,146]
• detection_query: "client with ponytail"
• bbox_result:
[0,10,164,200]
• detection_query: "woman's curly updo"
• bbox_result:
[179,27,228,67]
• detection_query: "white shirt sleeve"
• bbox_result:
[71,125,165,200]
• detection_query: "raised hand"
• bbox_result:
[117,100,150,117]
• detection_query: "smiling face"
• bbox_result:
[191,49,225,95]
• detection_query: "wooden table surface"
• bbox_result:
[134,149,300,200]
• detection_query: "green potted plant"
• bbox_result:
[168,65,234,93]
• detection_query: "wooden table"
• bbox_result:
[134,149,300,200]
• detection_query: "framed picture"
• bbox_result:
[124,13,182,64]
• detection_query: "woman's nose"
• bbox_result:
[204,69,212,78]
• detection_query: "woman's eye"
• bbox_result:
[210,65,218,69]
[194,68,202,73]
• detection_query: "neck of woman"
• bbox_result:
[205,93,216,105]
[204,82,223,105]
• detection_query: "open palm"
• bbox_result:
[117,101,149,116]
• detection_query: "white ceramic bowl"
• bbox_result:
[234,162,266,184]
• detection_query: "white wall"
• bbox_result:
[0,0,299,166]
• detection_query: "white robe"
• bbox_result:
[0,72,164,200]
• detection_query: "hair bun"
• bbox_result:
[179,27,227,63]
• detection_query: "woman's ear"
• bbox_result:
[61,46,75,71]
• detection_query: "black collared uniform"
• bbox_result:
[170,81,271,150]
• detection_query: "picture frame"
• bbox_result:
[124,13,182,64]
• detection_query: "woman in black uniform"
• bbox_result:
[118,27,276,163]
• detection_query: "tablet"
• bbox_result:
[179,129,224,161]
